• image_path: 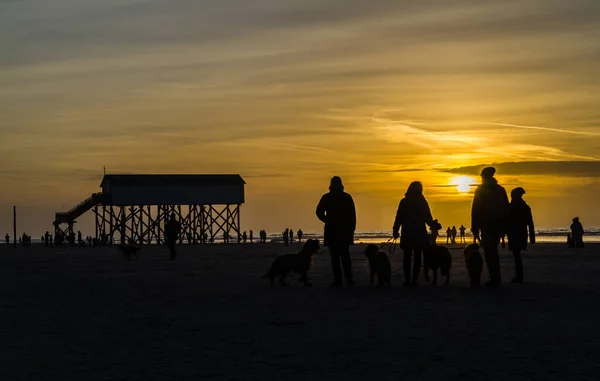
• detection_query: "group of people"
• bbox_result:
[315,167,536,288]
[281,228,304,245]
[442,225,467,244]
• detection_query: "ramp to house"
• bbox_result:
[54,192,106,226]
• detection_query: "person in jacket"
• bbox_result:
[507,187,535,283]
[316,176,357,287]
[570,217,584,248]
[471,167,510,288]
[393,181,435,287]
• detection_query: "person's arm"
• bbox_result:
[316,195,327,223]
[471,189,481,241]
[527,206,535,244]
[392,200,403,238]
[349,195,357,232]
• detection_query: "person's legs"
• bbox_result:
[512,249,523,283]
[482,231,501,286]
[330,246,342,286]
[339,245,354,285]
[403,249,412,286]
[412,249,422,286]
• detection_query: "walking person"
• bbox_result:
[471,167,510,288]
[165,213,181,260]
[459,225,466,243]
[445,227,452,244]
[507,187,535,283]
[393,181,436,287]
[316,176,356,287]
[297,229,303,243]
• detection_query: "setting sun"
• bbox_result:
[451,176,475,193]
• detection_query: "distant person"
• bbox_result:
[249,230,253,243]
[165,214,181,260]
[77,231,83,246]
[223,232,229,244]
[49,234,54,247]
[567,233,574,248]
[289,229,294,244]
[283,230,289,246]
[297,229,304,243]
[5,233,9,245]
[507,187,535,283]
[570,217,584,248]
[393,181,436,287]
[429,219,442,245]
[451,226,457,244]
[242,231,247,244]
[459,225,466,243]
[471,167,510,288]
[445,227,452,244]
[316,176,357,287]
[44,231,50,247]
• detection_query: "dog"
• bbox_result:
[423,245,452,285]
[464,243,483,288]
[263,239,320,286]
[118,244,141,261]
[364,244,392,287]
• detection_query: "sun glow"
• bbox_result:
[451,176,475,193]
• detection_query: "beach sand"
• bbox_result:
[1,242,599,380]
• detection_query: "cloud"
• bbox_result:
[444,161,600,177]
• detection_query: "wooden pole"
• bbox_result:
[13,205,17,248]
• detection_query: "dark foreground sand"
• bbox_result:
[1,243,599,380]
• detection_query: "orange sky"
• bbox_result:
[1,0,600,236]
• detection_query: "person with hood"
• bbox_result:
[393,181,435,287]
[570,217,584,248]
[471,167,510,287]
[507,187,535,283]
[316,176,357,287]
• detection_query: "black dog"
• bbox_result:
[423,245,452,285]
[118,244,141,261]
[464,243,483,288]
[263,239,320,286]
[364,244,391,287]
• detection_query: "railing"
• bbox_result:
[55,192,106,223]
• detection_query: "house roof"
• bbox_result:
[100,174,246,188]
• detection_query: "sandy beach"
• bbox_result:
[1,242,599,380]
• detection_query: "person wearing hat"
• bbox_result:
[507,187,535,283]
[471,167,510,287]
[316,176,357,286]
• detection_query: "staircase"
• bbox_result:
[55,192,106,225]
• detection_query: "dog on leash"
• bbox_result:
[263,239,320,286]
[364,244,392,287]
[464,243,483,288]
[423,245,452,285]
[118,244,141,261]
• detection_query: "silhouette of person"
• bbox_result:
[297,229,303,243]
[289,229,294,244]
[567,233,573,248]
[49,234,54,247]
[242,231,247,244]
[471,167,510,288]
[429,219,442,245]
[5,233,9,245]
[283,229,289,246]
[570,217,584,248]
[451,226,457,244]
[459,225,466,243]
[77,231,83,246]
[507,187,535,283]
[316,176,356,287]
[249,230,253,243]
[446,227,452,244]
[165,214,181,260]
[393,181,436,287]
[44,231,50,247]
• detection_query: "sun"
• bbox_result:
[451,176,475,193]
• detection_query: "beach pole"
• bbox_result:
[13,205,17,248]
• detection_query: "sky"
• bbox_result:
[1,0,600,236]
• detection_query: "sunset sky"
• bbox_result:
[1,0,600,236]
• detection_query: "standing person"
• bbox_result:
[471,167,510,288]
[242,231,247,244]
[289,229,294,244]
[507,187,535,283]
[249,230,253,243]
[316,176,357,287]
[445,227,452,244]
[283,230,289,246]
[165,213,181,260]
[393,181,436,287]
[5,233,9,245]
[451,226,457,244]
[459,225,466,243]
[570,217,584,248]
[297,229,303,243]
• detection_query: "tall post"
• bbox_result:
[13,205,17,248]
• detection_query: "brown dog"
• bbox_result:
[263,239,320,286]
[423,245,452,285]
[364,244,392,287]
[464,243,483,288]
